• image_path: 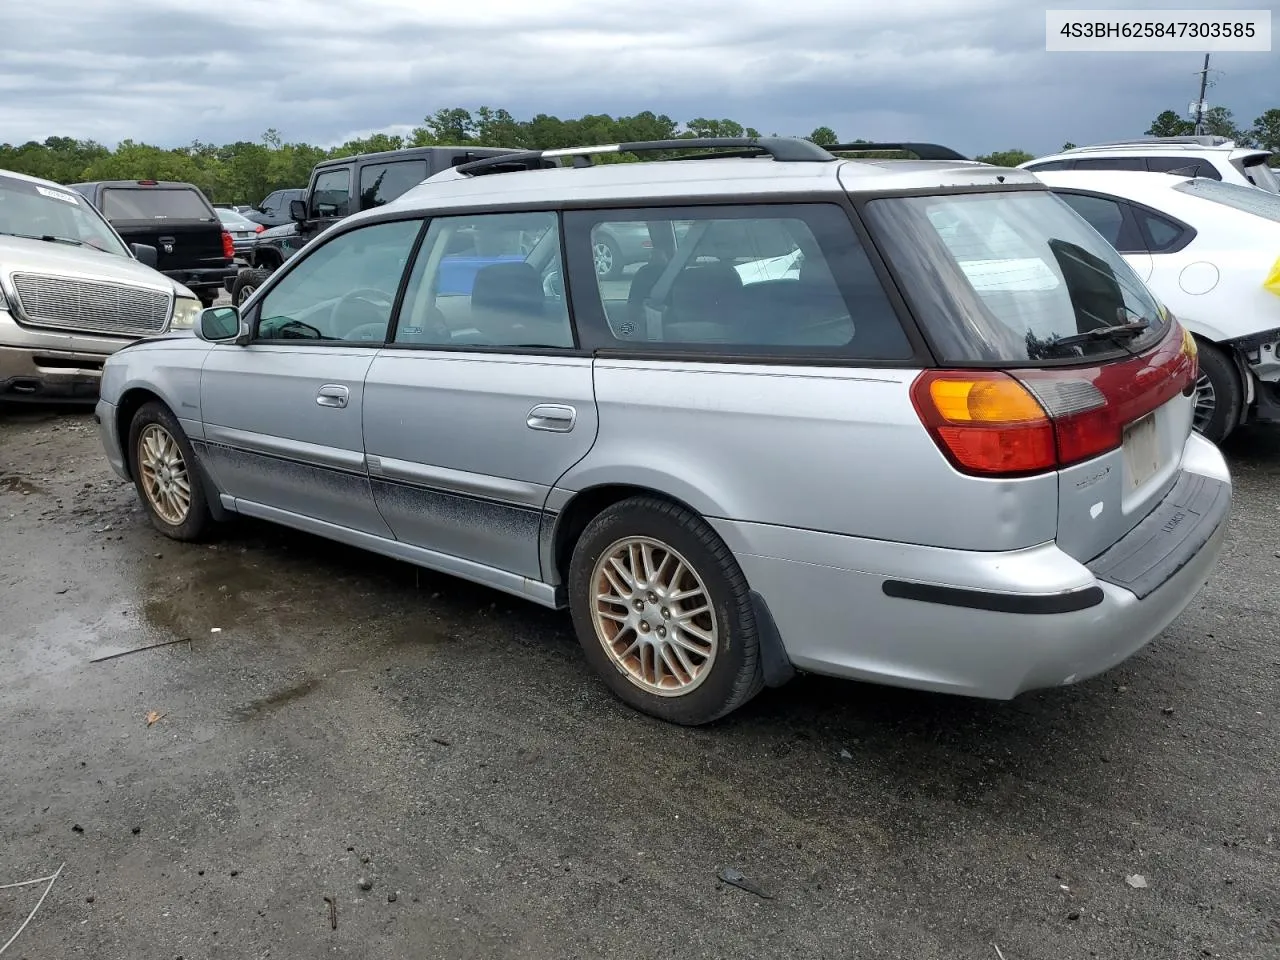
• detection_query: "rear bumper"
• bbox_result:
[162,265,237,292]
[715,432,1232,700]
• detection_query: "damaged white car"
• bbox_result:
[1036,169,1280,443]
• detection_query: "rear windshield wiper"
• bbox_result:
[1049,318,1150,350]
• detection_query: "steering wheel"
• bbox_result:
[330,287,394,335]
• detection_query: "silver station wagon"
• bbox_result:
[94,137,1232,725]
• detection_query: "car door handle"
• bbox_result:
[527,403,576,432]
[316,384,349,408]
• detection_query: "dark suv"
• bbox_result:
[242,188,305,229]
[70,180,237,306]
[228,146,534,305]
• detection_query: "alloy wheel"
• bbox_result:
[592,240,615,278]
[137,424,191,526]
[590,536,718,696]
[1192,372,1216,434]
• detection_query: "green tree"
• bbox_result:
[975,148,1034,166]
[1201,106,1253,144]
[684,118,745,139]
[1146,110,1194,137]
[807,126,838,146]
[1253,108,1280,151]
[1061,141,1077,150]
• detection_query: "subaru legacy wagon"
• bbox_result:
[93,137,1231,725]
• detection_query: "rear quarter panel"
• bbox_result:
[563,359,1058,551]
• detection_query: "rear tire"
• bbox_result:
[127,401,213,542]
[1192,339,1242,444]
[567,496,764,725]
[232,267,272,307]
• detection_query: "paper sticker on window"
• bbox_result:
[36,186,79,205]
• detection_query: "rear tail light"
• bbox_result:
[221,231,235,259]
[254,224,265,233]
[912,321,1197,478]
[911,372,1058,476]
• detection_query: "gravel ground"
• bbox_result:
[1,406,1277,959]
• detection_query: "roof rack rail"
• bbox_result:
[826,141,968,161]
[453,137,837,175]
[1070,135,1233,151]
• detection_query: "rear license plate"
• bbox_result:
[1122,413,1160,490]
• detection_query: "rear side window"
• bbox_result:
[100,187,212,220]
[1145,156,1222,179]
[564,203,913,360]
[1024,160,1074,172]
[310,168,351,218]
[864,190,1167,364]
[1073,157,1147,171]
[358,159,428,209]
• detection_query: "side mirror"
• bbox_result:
[131,243,159,267]
[196,306,250,345]
[289,199,308,223]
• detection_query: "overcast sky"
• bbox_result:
[1,0,1276,158]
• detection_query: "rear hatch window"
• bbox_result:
[101,187,214,220]
[1231,152,1279,193]
[1177,176,1280,219]
[863,189,1169,364]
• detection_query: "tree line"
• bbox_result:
[2,105,1277,206]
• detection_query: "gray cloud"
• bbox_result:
[1,0,1276,158]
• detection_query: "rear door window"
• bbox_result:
[564,203,913,360]
[1145,156,1221,179]
[357,159,429,209]
[100,187,213,220]
[1054,192,1131,248]
[1072,157,1147,171]
[864,190,1168,364]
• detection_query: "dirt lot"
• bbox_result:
[1,406,1278,959]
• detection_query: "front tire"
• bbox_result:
[1191,339,1242,444]
[127,401,213,541]
[567,496,764,725]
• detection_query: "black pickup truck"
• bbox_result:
[70,180,238,306]
[226,146,538,305]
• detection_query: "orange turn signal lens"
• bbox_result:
[912,371,1058,476]
[928,377,1049,424]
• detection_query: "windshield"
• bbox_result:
[217,208,256,228]
[863,189,1167,364]
[0,175,129,256]
[101,187,214,220]
[1175,177,1280,221]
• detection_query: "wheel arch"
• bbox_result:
[116,387,230,521]
[546,481,796,689]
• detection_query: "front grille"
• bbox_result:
[10,273,171,337]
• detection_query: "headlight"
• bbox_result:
[171,296,201,330]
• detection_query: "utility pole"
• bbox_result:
[1192,53,1211,135]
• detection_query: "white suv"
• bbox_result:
[1020,137,1278,193]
